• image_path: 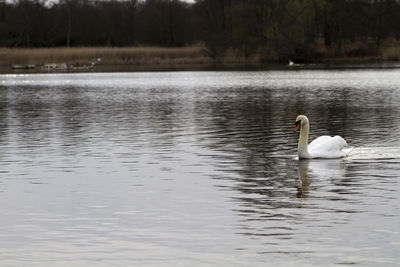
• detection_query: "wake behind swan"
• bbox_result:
[346,146,400,160]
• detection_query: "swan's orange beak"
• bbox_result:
[295,121,301,131]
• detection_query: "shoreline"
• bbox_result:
[2,61,400,75]
[0,46,399,74]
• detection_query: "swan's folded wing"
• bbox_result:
[308,135,350,158]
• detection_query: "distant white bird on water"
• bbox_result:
[288,59,294,66]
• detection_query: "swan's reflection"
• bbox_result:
[296,159,347,198]
[296,160,310,198]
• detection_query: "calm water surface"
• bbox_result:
[0,70,399,266]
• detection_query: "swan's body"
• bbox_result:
[295,115,352,159]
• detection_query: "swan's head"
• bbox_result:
[295,115,309,131]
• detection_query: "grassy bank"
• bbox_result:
[0,42,399,72]
[0,45,214,69]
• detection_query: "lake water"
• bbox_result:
[0,70,399,266]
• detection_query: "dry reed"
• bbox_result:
[1,42,398,70]
[0,45,213,67]
[380,39,400,61]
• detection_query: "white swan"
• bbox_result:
[295,115,352,159]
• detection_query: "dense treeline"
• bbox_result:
[0,0,399,62]
[0,0,196,47]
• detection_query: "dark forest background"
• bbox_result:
[1,0,399,62]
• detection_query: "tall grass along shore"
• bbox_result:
[0,45,214,70]
[1,42,400,72]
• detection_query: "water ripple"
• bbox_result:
[0,70,399,265]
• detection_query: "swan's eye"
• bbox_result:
[295,120,301,126]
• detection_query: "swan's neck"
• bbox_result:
[298,123,311,158]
